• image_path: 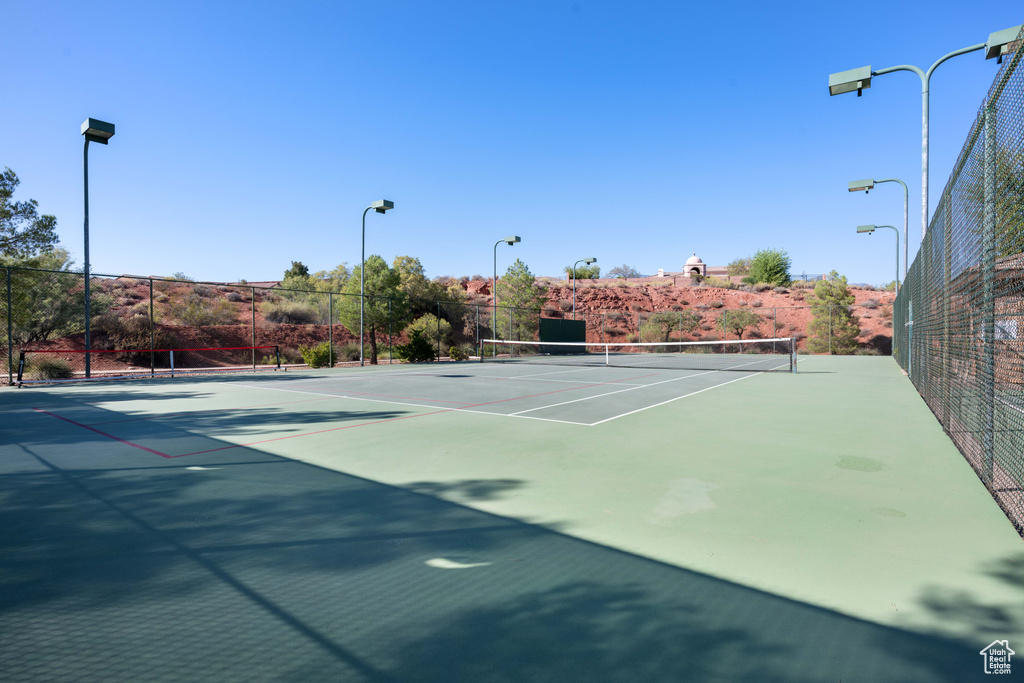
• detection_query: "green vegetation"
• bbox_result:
[166,288,236,327]
[564,263,601,279]
[298,340,335,368]
[337,255,410,364]
[806,270,861,354]
[405,313,451,350]
[726,256,752,277]
[643,311,700,342]
[495,259,546,341]
[607,264,642,279]
[25,356,74,380]
[395,329,435,363]
[716,309,763,340]
[744,249,792,286]
[261,300,319,325]
[0,168,59,258]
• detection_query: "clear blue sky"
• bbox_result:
[3,1,1020,285]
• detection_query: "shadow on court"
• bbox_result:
[0,427,1002,682]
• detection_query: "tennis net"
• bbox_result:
[481,338,797,373]
[17,345,281,385]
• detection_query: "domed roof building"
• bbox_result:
[684,253,707,277]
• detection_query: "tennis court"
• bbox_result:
[1,355,1022,681]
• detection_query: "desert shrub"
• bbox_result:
[744,249,792,286]
[773,287,789,294]
[405,313,452,348]
[603,326,627,337]
[558,299,573,312]
[261,300,318,325]
[130,302,150,317]
[703,276,736,289]
[880,305,893,320]
[863,298,880,309]
[226,291,244,302]
[336,342,362,361]
[709,300,724,309]
[543,304,558,315]
[395,329,436,363]
[695,303,709,311]
[448,345,468,361]
[791,331,807,340]
[299,341,336,368]
[605,311,624,321]
[854,347,882,355]
[193,284,214,298]
[751,300,763,308]
[168,291,238,327]
[738,300,748,307]
[154,292,169,303]
[629,303,642,312]
[670,304,684,311]
[28,357,74,380]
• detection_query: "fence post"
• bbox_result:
[982,102,997,486]
[388,297,392,364]
[773,307,777,353]
[437,301,441,361]
[475,305,480,357]
[828,305,833,355]
[941,188,952,430]
[6,268,12,386]
[150,279,155,377]
[251,287,257,364]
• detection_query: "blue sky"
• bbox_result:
[3,1,1021,285]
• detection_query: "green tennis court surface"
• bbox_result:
[2,357,1021,681]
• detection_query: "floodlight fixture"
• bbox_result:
[828,66,872,97]
[857,224,900,292]
[827,25,1022,241]
[493,236,521,356]
[985,25,1023,62]
[81,118,115,144]
[848,179,875,193]
[504,235,521,245]
[371,199,394,214]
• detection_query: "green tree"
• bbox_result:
[337,255,409,364]
[1,249,90,346]
[405,313,452,352]
[284,261,310,279]
[715,309,763,340]
[744,249,792,286]
[806,270,860,354]
[564,264,601,279]
[607,264,642,279]
[393,255,446,315]
[643,311,700,342]
[727,256,752,277]
[0,168,59,258]
[495,259,546,340]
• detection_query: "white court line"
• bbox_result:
[509,370,719,415]
[588,372,763,425]
[234,383,594,426]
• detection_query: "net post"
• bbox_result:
[436,300,441,361]
[328,292,334,368]
[170,349,174,378]
[16,350,25,386]
[251,287,257,368]
[604,342,609,366]
[276,345,281,370]
[791,337,797,373]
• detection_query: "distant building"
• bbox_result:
[684,253,707,278]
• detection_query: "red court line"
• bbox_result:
[87,395,344,426]
[33,408,174,458]
[176,409,451,457]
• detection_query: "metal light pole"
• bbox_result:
[857,225,901,293]
[848,178,908,280]
[81,118,115,379]
[571,257,596,320]
[360,199,394,366]
[492,236,521,355]
[829,25,1021,239]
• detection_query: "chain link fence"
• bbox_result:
[893,27,1024,533]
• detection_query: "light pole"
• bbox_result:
[571,257,596,320]
[849,178,908,280]
[829,25,1021,239]
[492,236,521,355]
[360,199,394,366]
[81,118,115,379]
[857,225,901,293]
